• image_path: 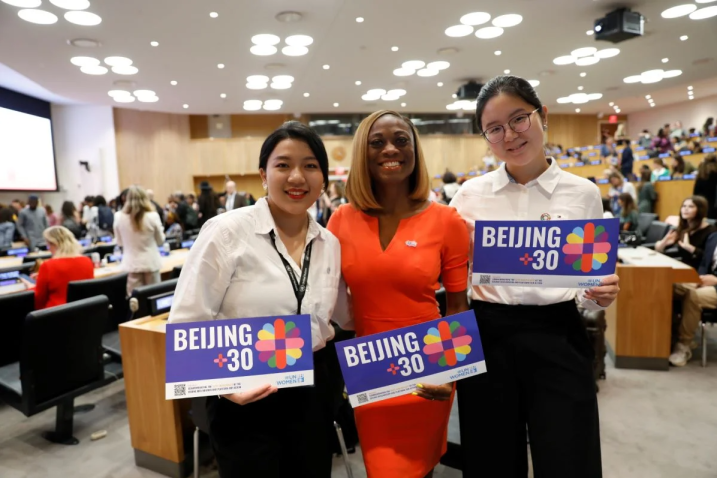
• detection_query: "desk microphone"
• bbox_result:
[129,297,138,320]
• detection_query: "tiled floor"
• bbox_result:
[1,327,716,478]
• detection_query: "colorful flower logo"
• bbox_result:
[422,320,472,367]
[255,318,304,369]
[561,222,612,272]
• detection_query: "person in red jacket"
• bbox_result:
[33,225,94,309]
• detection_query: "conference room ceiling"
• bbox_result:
[0,0,716,115]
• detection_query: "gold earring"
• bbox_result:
[262,183,267,190]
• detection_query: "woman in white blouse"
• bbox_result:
[114,185,166,296]
[169,122,347,478]
[449,76,619,478]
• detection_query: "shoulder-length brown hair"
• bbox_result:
[345,110,430,211]
[676,195,708,238]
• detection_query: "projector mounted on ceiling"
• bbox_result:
[456,81,485,101]
[594,8,644,44]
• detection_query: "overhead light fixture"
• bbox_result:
[645,95,651,99]
[64,10,101,25]
[282,45,308,56]
[170,80,177,85]
[246,82,268,90]
[427,61,450,70]
[662,58,669,63]
[50,0,89,9]
[2,0,41,7]
[494,50,502,56]
[108,90,130,97]
[183,104,189,109]
[355,80,362,86]
[595,48,620,58]
[355,17,364,23]
[303,92,310,97]
[475,26,504,39]
[285,34,313,46]
[71,56,99,66]
[529,80,540,87]
[491,14,522,28]
[578,86,584,91]
[580,72,587,77]
[387,89,407,96]
[391,46,399,52]
[393,68,415,76]
[272,74,294,83]
[323,64,330,70]
[680,35,689,40]
[220,93,227,98]
[112,65,139,75]
[609,102,614,106]
[417,68,439,77]
[661,4,697,18]
[275,11,302,22]
[403,60,425,70]
[437,82,444,87]
[401,103,406,107]
[209,12,218,18]
[445,24,474,37]
[104,56,132,67]
[114,96,136,103]
[133,89,155,97]
[137,96,158,103]
[650,103,656,107]
[460,12,491,25]
[252,34,280,45]
[575,108,581,113]
[690,5,717,19]
[362,93,380,101]
[80,65,107,75]
[576,56,600,66]
[333,103,339,107]
[688,85,693,90]
[381,95,399,101]
[553,55,576,65]
[217,63,225,69]
[68,38,101,48]
[615,109,621,113]
[571,47,597,58]
[150,41,159,47]
[586,30,594,35]
[17,9,58,24]
[243,100,261,111]
[250,45,277,56]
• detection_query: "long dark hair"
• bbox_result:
[697,153,717,180]
[474,75,543,132]
[676,195,708,238]
[61,201,76,220]
[672,155,686,174]
[0,207,13,223]
[259,121,329,190]
[636,165,651,193]
[619,193,636,218]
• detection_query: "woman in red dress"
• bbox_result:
[327,110,470,478]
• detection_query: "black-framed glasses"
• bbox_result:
[481,108,540,144]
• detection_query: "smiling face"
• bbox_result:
[480,93,546,168]
[259,138,325,216]
[366,114,416,187]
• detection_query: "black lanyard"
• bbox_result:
[268,230,313,314]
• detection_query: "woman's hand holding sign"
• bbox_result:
[584,274,620,307]
[222,384,277,405]
[412,383,453,401]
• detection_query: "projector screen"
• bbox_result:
[0,87,57,192]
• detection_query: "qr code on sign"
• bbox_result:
[479,275,491,285]
[174,384,186,397]
[357,393,368,404]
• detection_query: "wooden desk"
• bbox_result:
[605,247,699,370]
[119,313,193,478]
[655,180,695,221]
[94,249,190,279]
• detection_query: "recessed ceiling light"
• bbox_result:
[427,61,450,70]
[452,94,457,98]
[250,45,277,56]
[282,45,308,56]
[2,0,41,7]
[690,6,717,19]
[252,34,281,45]
[246,83,268,90]
[680,35,689,41]
[688,85,693,90]
[492,14,522,28]
[50,0,89,9]
[303,92,310,97]
[587,93,603,100]
[333,103,339,107]
[381,94,399,101]
[150,41,159,47]
[104,56,132,67]
[661,58,669,63]
[578,86,584,90]
[285,35,314,47]
[609,102,614,106]
[662,4,698,18]
[571,47,597,58]
[391,46,399,52]
[367,89,386,96]
[18,9,58,24]
[355,80,362,86]
[553,55,576,65]
[183,104,189,109]
[362,93,380,101]
[494,50,502,56]
[417,68,439,77]
[460,12,491,25]
[387,89,407,96]
[263,103,282,111]
[576,56,600,66]
[138,96,159,103]
[403,60,425,70]
[445,24,474,37]
[662,69,682,78]
[393,68,414,76]
[580,72,587,77]
[615,109,621,113]
[170,80,177,85]
[220,93,227,98]
[64,10,101,25]
[401,102,406,107]
[114,96,136,103]
[71,56,99,66]
[247,75,269,83]
[323,64,330,70]
[107,90,130,97]
[575,108,581,113]
[503,69,510,74]
[475,26,504,39]
[243,101,261,111]
[80,65,108,75]
[437,82,444,87]
[586,30,594,35]
[112,65,139,75]
[209,12,218,18]
[68,38,101,48]
[355,17,364,23]
[272,75,294,83]
[595,48,620,58]
[133,89,155,97]
[217,63,225,69]
[650,104,656,107]
[689,96,694,100]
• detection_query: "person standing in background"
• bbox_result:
[114,185,166,296]
[197,181,220,227]
[637,166,657,213]
[651,158,671,183]
[0,207,16,248]
[618,139,634,181]
[223,180,247,211]
[146,189,166,227]
[60,201,83,239]
[694,153,717,219]
[17,195,48,250]
[93,195,115,237]
[45,205,59,226]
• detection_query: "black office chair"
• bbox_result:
[637,213,658,238]
[0,296,122,444]
[0,291,34,368]
[129,278,179,320]
[700,309,717,367]
[642,221,671,249]
[67,273,129,357]
[183,229,201,240]
[23,253,51,263]
[0,262,36,275]
[93,244,116,259]
[172,265,183,279]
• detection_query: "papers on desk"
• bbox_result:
[617,247,694,270]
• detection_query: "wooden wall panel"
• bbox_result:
[547,114,628,150]
[188,115,208,139]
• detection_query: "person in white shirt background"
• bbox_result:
[113,185,166,296]
[450,75,619,478]
[223,180,244,211]
[169,122,348,478]
[607,171,636,217]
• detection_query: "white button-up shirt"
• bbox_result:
[169,197,349,351]
[450,159,605,311]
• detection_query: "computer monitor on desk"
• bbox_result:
[130,279,178,319]
[2,247,29,258]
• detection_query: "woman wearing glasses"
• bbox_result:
[450,76,619,478]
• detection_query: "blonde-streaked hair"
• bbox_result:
[345,110,430,211]
[43,226,82,258]
[123,185,154,231]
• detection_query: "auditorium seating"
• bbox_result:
[637,213,658,238]
[0,290,34,368]
[642,221,672,249]
[67,273,129,358]
[0,262,35,275]
[23,253,51,263]
[0,295,123,445]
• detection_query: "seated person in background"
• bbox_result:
[689,141,703,154]
[33,226,94,309]
[655,196,716,269]
[600,137,617,164]
[60,200,83,239]
[636,165,657,213]
[165,212,183,240]
[638,129,652,149]
[651,128,673,155]
[672,136,689,152]
[672,230,717,366]
[618,193,639,232]
[602,198,614,219]
[671,154,696,179]
[0,207,16,248]
[608,172,636,216]
[650,158,671,182]
[441,170,460,204]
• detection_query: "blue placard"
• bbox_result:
[588,151,597,157]
[472,219,619,288]
[657,175,673,181]
[560,163,569,169]
[560,155,569,159]
[682,173,696,180]
[468,171,477,176]
[681,150,693,156]
[7,247,29,257]
[708,137,717,142]
[639,155,650,160]
[576,161,585,167]
[704,147,716,153]
[597,178,609,184]
[181,239,195,249]
[635,146,645,151]
[590,160,602,165]
[99,235,112,243]
[165,315,314,399]
[690,132,700,138]
[336,311,485,407]
[659,152,670,158]
[79,238,91,247]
